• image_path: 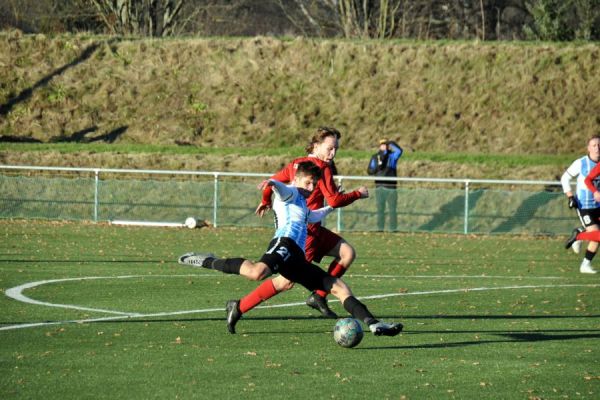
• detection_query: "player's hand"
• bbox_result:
[357,186,369,199]
[594,192,600,203]
[255,203,271,218]
[257,180,274,190]
[568,195,578,209]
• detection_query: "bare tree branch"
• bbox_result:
[86,0,186,36]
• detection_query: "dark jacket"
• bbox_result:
[367,141,403,188]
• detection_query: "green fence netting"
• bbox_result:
[0,174,95,220]
[0,174,573,235]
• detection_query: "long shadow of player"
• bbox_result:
[0,40,115,116]
[491,191,556,233]
[356,330,600,350]
[418,190,484,232]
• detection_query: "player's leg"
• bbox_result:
[306,228,354,318]
[287,262,403,337]
[330,278,403,337]
[241,276,294,312]
[315,238,355,292]
[180,252,273,280]
[567,209,600,274]
[224,239,294,333]
[239,275,294,313]
[570,225,599,274]
[225,275,295,334]
[565,207,586,254]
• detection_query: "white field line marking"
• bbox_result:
[1,274,598,331]
[4,274,217,316]
[6,276,142,316]
[4,273,569,315]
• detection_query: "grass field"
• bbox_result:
[1,220,599,399]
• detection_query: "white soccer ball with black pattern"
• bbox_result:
[333,318,364,348]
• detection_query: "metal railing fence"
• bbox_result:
[0,165,572,235]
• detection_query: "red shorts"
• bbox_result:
[305,225,342,263]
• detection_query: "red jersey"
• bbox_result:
[261,156,361,223]
[585,163,600,193]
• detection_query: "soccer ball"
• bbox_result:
[184,217,197,229]
[333,318,364,348]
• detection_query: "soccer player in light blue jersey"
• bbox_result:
[179,161,403,336]
[561,135,600,274]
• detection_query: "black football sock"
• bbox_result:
[343,296,377,326]
[585,250,596,262]
[206,258,244,274]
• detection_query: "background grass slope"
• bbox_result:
[1,33,598,178]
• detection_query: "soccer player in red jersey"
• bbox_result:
[178,161,402,336]
[224,127,369,332]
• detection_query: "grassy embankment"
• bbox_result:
[1,33,598,178]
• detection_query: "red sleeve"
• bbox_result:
[261,163,294,205]
[318,164,361,208]
[585,164,600,192]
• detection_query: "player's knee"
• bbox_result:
[329,278,351,299]
[272,276,294,292]
[339,242,356,264]
[246,263,271,281]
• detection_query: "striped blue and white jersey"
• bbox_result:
[270,180,333,253]
[561,155,600,209]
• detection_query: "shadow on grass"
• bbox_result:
[0,258,169,264]
[3,313,600,339]
[358,328,600,350]
[0,315,333,336]
[491,192,556,233]
[401,314,600,320]
[50,125,128,143]
[417,190,484,232]
[0,41,108,116]
[359,332,600,350]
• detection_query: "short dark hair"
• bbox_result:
[296,160,322,181]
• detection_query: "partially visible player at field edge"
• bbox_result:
[562,135,600,274]
[178,160,403,336]
[244,127,368,319]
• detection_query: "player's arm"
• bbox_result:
[560,160,579,198]
[260,179,294,202]
[255,165,293,217]
[308,206,334,223]
[319,165,366,208]
[584,163,600,193]
[583,163,600,203]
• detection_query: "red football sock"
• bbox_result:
[577,231,600,242]
[239,279,277,313]
[314,261,347,298]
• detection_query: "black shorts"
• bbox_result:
[577,208,600,228]
[259,237,332,292]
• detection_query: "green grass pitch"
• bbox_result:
[1,220,598,399]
